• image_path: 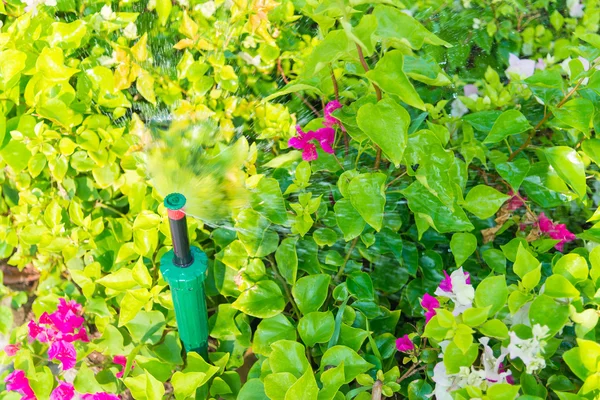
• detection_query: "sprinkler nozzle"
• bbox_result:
[165,193,193,267]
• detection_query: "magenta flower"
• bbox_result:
[395,334,415,352]
[438,271,452,292]
[506,190,526,211]
[421,293,440,323]
[50,381,75,400]
[324,100,343,129]
[5,370,36,400]
[4,344,20,356]
[48,340,77,370]
[289,125,335,161]
[113,355,134,378]
[537,213,576,251]
[81,393,120,400]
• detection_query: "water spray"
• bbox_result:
[160,193,209,359]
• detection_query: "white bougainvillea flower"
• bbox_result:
[100,4,116,20]
[123,22,138,40]
[432,362,454,400]
[504,324,549,374]
[479,337,512,384]
[198,0,216,18]
[455,366,487,390]
[450,98,469,118]
[567,0,584,18]
[434,267,474,316]
[463,84,478,98]
[22,0,56,15]
[505,53,535,80]
[239,52,261,67]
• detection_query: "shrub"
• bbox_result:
[1,0,600,399]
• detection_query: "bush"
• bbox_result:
[1,0,600,399]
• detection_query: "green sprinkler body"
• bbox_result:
[160,193,209,359]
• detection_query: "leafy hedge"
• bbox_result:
[2,0,600,399]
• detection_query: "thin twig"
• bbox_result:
[335,237,359,282]
[330,65,340,101]
[277,58,321,117]
[398,364,426,383]
[269,256,302,319]
[508,76,586,161]
[355,43,382,167]
[386,171,407,188]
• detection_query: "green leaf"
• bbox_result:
[483,110,532,144]
[529,294,569,336]
[463,307,490,327]
[544,146,587,199]
[232,280,286,319]
[474,275,508,316]
[347,272,375,301]
[450,233,477,266]
[314,228,338,247]
[463,185,510,219]
[486,383,521,400]
[253,314,297,356]
[356,98,410,167]
[237,379,269,400]
[365,52,425,110]
[553,98,594,134]
[544,275,580,298]
[347,173,386,231]
[264,373,297,400]
[235,209,279,257]
[373,5,451,50]
[275,237,299,285]
[581,139,600,166]
[96,267,138,291]
[1,140,31,172]
[292,274,331,315]
[298,312,335,347]
[252,178,287,224]
[270,340,309,378]
[301,30,353,78]
[402,181,474,233]
[513,244,540,279]
[552,253,588,284]
[0,306,13,335]
[443,341,479,374]
[284,368,319,400]
[407,380,433,400]
[334,198,365,241]
[478,319,509,340]
[209,304,241,340]
[265,83,324,102]
[172,371,206,400]
[125,311,166,345]
[496,158,530,190]
[156,0,172,26]
[321,346,374,383]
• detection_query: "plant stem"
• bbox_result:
[277,58,321,118]
[269,256,302,319]
[335,237,359,282]
[95,202,129,219]
[508,76,586,161]
[398,364,426,383]
[354,43,383,168]
[330,65,340,101]
[371,381,383,400]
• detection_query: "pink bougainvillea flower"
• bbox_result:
[113,355,134,378]
[506,190,526,211]
[421,293,440,323]
[537,213,576,251]
[395,334,414,352]
[434,268,474,316]
[463,84,478,97]
[28,320,50,343]
[57,298,83,316]
[48,340,77,370]
[50,309,84,335]
[5,370,36,400]
[324,100,343,129]
[289,125,335,161]
[81,393,120,400]
[64,327,90,343]
[4,344,20,356]
[505,53,535,80]
[50,381,75,400]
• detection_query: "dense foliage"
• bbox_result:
[2,0,600,399]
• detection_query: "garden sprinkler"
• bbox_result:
[160,193,209,359]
